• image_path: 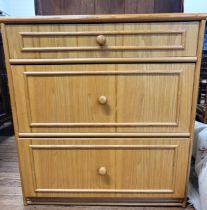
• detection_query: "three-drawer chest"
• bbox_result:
[1,14,206,206]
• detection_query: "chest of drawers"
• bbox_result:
[1,14,206,206]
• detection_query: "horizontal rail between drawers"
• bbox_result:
[9,57,197,64]
[18,132,190,138]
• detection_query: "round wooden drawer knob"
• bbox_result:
[98,166,107,176]
[98,96,107,105]
[96,35,106,46]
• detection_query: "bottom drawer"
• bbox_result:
[18,138,189,199]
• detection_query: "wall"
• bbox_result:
[184,0,207,13]
[0,0,35,16]
[184,0,207,50]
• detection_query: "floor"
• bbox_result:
[0,131,195,210]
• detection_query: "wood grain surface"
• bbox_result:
[1,14,206,206]
[0,136,195,209]
[5,22,199,60]
[10,64,195,134]
[17,138,189,199]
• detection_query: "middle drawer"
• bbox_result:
[12,63,195,134]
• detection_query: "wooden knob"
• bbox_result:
[96,35,106,46]
[98,96,107,105]
[98,166,107,176]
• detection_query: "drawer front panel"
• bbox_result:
[12,64,116,133]
[12,64,194,134]
[116,64,195,133]
[6,22,199,60]
[18,138,189,198]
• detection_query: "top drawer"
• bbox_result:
[6,22,199,61]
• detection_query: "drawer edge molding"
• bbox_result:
[29,122,178,127]
[19,30,185,36]
[9,57,197,65]
[35,189,174,194]
[21,46,185,52]
[29,144,178,149]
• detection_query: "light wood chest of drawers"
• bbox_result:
[1,14,206,206]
